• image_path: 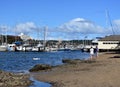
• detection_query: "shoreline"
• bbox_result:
[0,70,52,87]
[31,52,120,87]
[0,70,32,87]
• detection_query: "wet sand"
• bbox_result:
[31,52,120,87]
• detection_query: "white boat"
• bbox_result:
[49,47,58,52]
[32,47,39,51]
[0,34,8,51]
[16,46,23,51]
[32,43,44,52]
[0,45,7,51]
[22,46,32,51]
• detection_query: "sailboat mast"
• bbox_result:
[37,28,40,43]
[5,27,7,44]
[43,26,47,51]
[1,34,3,45]
[106,10,115,35]
[1,27,7,45]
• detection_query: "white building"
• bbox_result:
[19,33,32,41]
[98,35,120,51]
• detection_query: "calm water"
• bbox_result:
[30,77,52,87]
[0,51,89,87]
[0,51,89,72]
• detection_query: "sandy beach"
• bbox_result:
[31,52,120,87]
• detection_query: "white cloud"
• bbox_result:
[102,19,120,35]
[14,22,37,35]
[113,19,120,25]
[48,18,108,40]
[0,18,119,40]
[0,25,9,34]
[58,18,104,34]
[112,19,120,34]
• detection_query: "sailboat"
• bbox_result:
[0,45,7,51]
[31,27,46,52]
[0,35,8,51]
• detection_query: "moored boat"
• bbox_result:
[0,45,7,51]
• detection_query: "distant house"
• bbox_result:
[19,33,32,41]
[98,35,120,51]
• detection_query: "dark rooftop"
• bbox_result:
[99,35,120,41]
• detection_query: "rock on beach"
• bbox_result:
[0,70,32,87]
[29,64,52,72]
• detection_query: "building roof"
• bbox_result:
[99,35,120,41]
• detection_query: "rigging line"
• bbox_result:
[106,10,115,35]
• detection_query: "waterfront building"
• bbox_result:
[98,35,120,51]
[19,33,32,41]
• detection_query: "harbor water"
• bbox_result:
[0,50,89,87]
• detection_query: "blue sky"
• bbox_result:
[0,0,120,40]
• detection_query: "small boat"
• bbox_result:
[7,44,16,51]
[0,45,7,51]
